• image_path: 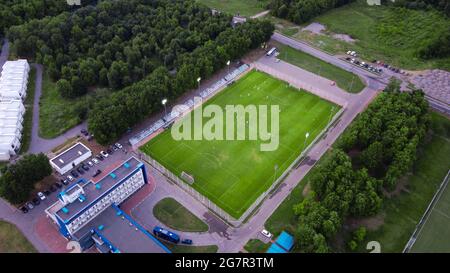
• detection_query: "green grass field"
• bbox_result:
[274,42,365,93]
[141,70,339,218]
[197,0,269,17]
[0,221,36,253]
[153,198,209,232]
[275,0,450,70]
[411,175,450,253]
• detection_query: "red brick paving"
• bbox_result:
[120,170,156,215]
[34,215,70,253]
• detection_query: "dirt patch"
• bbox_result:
[382,175,410,198]
[302,183,311,197]
[302,22,356,43]
[346,213,385,231]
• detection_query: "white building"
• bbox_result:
[0,60,29,160]
[49,142,93,175]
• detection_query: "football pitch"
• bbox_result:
[141,70,339,218]
[411,176,450,253]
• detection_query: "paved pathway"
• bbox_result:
[250,10,270,19]
[28,63,87,154]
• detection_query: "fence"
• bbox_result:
[139,105,345,227]
[403,169,450,253]
[254,62,349,108]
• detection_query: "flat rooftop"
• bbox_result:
[56,157,142,223]
[50,142,91,169]
[74,206,169,253]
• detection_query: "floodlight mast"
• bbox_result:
[197,77,201,89]
[162,98,168,119]
[227,60,231,74]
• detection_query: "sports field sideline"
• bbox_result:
[141,70,339,218]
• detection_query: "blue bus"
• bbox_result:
[153,226,180,244]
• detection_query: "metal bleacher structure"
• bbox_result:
[128,64,250,147]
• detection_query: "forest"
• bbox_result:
[0,0,96,36]
[6,0,274,144]
[292,83,431,252]
[268,0,356,24]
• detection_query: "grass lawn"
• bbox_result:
[39,73,84,138]
[0,221,36,253]
[276,0,450,70]
[141,70,339,218]
[153,198,209,232]
[410,174,450,253]
[19,67,36,154]
[244,239,270,253]
[274,42,365,93]
[362,112,450,253]
[197,0,269,17]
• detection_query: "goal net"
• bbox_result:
[181,171,195,185]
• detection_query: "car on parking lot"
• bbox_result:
[92,169,102,178]
[115,143,123,149]
[32,198,40,206]
[37,192,46,201]
[70,170,79,178]
[81,129,89,136]
[67,175,74,182]
[87,161,94,167]
[92,158,100,164]
[61,179,69,185]
[107,148,113,154]
[55,182,63,188]
[181,239,193,245]
[82,164,89,171]
[261,229,273,239]
[77,167,85,175]
[100,151,109,158]
[96,154,104,161]
[26,202,34,210]
[49,184,57,192]
[20,206,28,213]
[44,190,51,196]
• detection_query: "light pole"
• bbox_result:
[162,98,168,119]
[329,106,335,124]
[273,164,278,184]
[303,132,310,151]
[226,60,231,75]
[197,77,201,90]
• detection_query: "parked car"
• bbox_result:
[81,129,89,136]
[37,192,46,201]
[87,161,94,167]
[76,167,84,175]
[106,148,113,154]
[67,175,74,182]
[112,145,118,152]
[61,179,69,185]
[96,154,104,161]
[92,169,102,178]
[100,151,109,158]
[115,143,123,149]
[26,202,34,210]
[181,239,193,245]
[32,198,40,206]
[70,170,79,178]
[92,158,100,164]
[87,135,94,141]
[44,190,51,196]
[81,164,89,171]
[20,206,28,214]
[55,182,63,188]
[261,229,273,239]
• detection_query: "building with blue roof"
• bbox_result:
[266,231,295,253]
[45,156,167,252]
